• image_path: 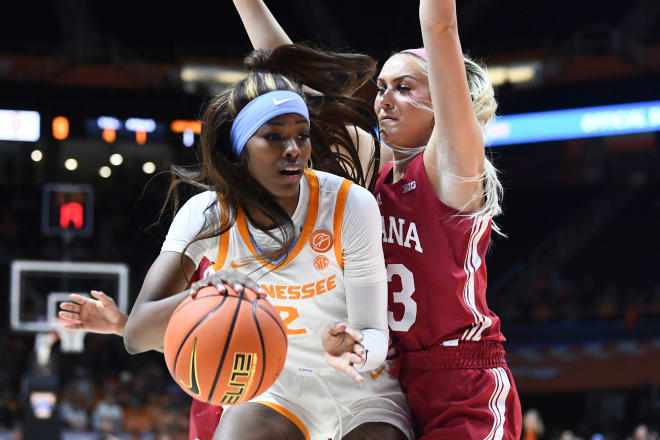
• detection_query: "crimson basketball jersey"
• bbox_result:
[188,257,223,440]
[373,154,504,351]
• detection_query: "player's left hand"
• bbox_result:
[58,291,127,336]
[322,322,366,383]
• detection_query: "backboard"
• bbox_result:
[10,260,129,332]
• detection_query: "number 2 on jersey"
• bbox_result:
[275,305,307,335]
[387,263,417,332]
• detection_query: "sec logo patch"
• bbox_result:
[314,255,329,271]
[309,230,333,253]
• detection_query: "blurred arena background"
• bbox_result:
[1,0,659,439]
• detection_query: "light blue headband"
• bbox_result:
[229,90,310,159]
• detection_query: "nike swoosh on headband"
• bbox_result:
[273,97,296,105]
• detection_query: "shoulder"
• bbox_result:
[184,191,218,208]
[310,169,346,193]
[178,191,219,216]
[343,183,378,219]
[310,170,376,206]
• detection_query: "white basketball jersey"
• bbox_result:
[209,169,353,373]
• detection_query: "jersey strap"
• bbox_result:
[213,198,232,272]
[332,179,352,269]
[234,169,320,270]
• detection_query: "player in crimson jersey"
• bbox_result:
[59,257,223,440]
[234,0,521,438]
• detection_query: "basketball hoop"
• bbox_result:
[35,332,57,366]
[55,326,86,353]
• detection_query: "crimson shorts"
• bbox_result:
[397,342,522,440]
[189,399,222,440]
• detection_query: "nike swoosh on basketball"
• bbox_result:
[273,98,295,105]
[230,260,250,269]
[182,338,201,396]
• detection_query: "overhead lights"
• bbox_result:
[0,109,40,141]
[64,158,78,171]
[31,149,43,162]
[98,116,121,144]
[99,166,112,178]
[181,65,247,85]
[52,116,69,140]
[171,120,201,147]
[142,162,156,174]
[109,153,123,166]
[487,61,542,87]
[180,64,247,93]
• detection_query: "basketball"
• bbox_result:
[163,284,287,406]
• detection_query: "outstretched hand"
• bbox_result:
[322,322,366,383]
[189,270,266,298]
[58,291,127,336]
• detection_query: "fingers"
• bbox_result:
[59,302,80,313]
[240,279,266,296]
[344,364,364,383]
[345,328,364,343]
[57,313,81,325]
[326,322,347,336]
[190,272,266,299]
[353,343,365,358]
[347,351,365,365]
[61,322,84,330]
[68,294,88,305]
[90,290,114,305]
[326,352,365,383]
[58,311,81,322]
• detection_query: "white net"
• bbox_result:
[56,327,86,353]
[34,332,57,366]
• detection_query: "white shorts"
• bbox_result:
[222,365,413,440]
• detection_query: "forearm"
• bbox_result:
[123,290,189,354]
[233,0,292,50]
[355,328,388,371]
[346,283,389,371]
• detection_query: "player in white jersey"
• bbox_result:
[119,47,412,440]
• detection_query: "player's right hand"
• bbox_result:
[322,322,366,383]
[58,290,128,336]
[189,270,266,298]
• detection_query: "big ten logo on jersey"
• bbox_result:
[381,216,423,253]
[402,181,416,194]
[220,352,258,404]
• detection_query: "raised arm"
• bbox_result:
[233,0,292,50]
[233,1,385,183]
[421,0,486,212]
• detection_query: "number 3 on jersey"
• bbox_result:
[387,263,417,332]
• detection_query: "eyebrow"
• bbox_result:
[377,74,418,83]
[264,118,309,126]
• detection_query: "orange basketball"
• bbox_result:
[164,285,287,406]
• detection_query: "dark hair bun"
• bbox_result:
[244,49,274,72]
